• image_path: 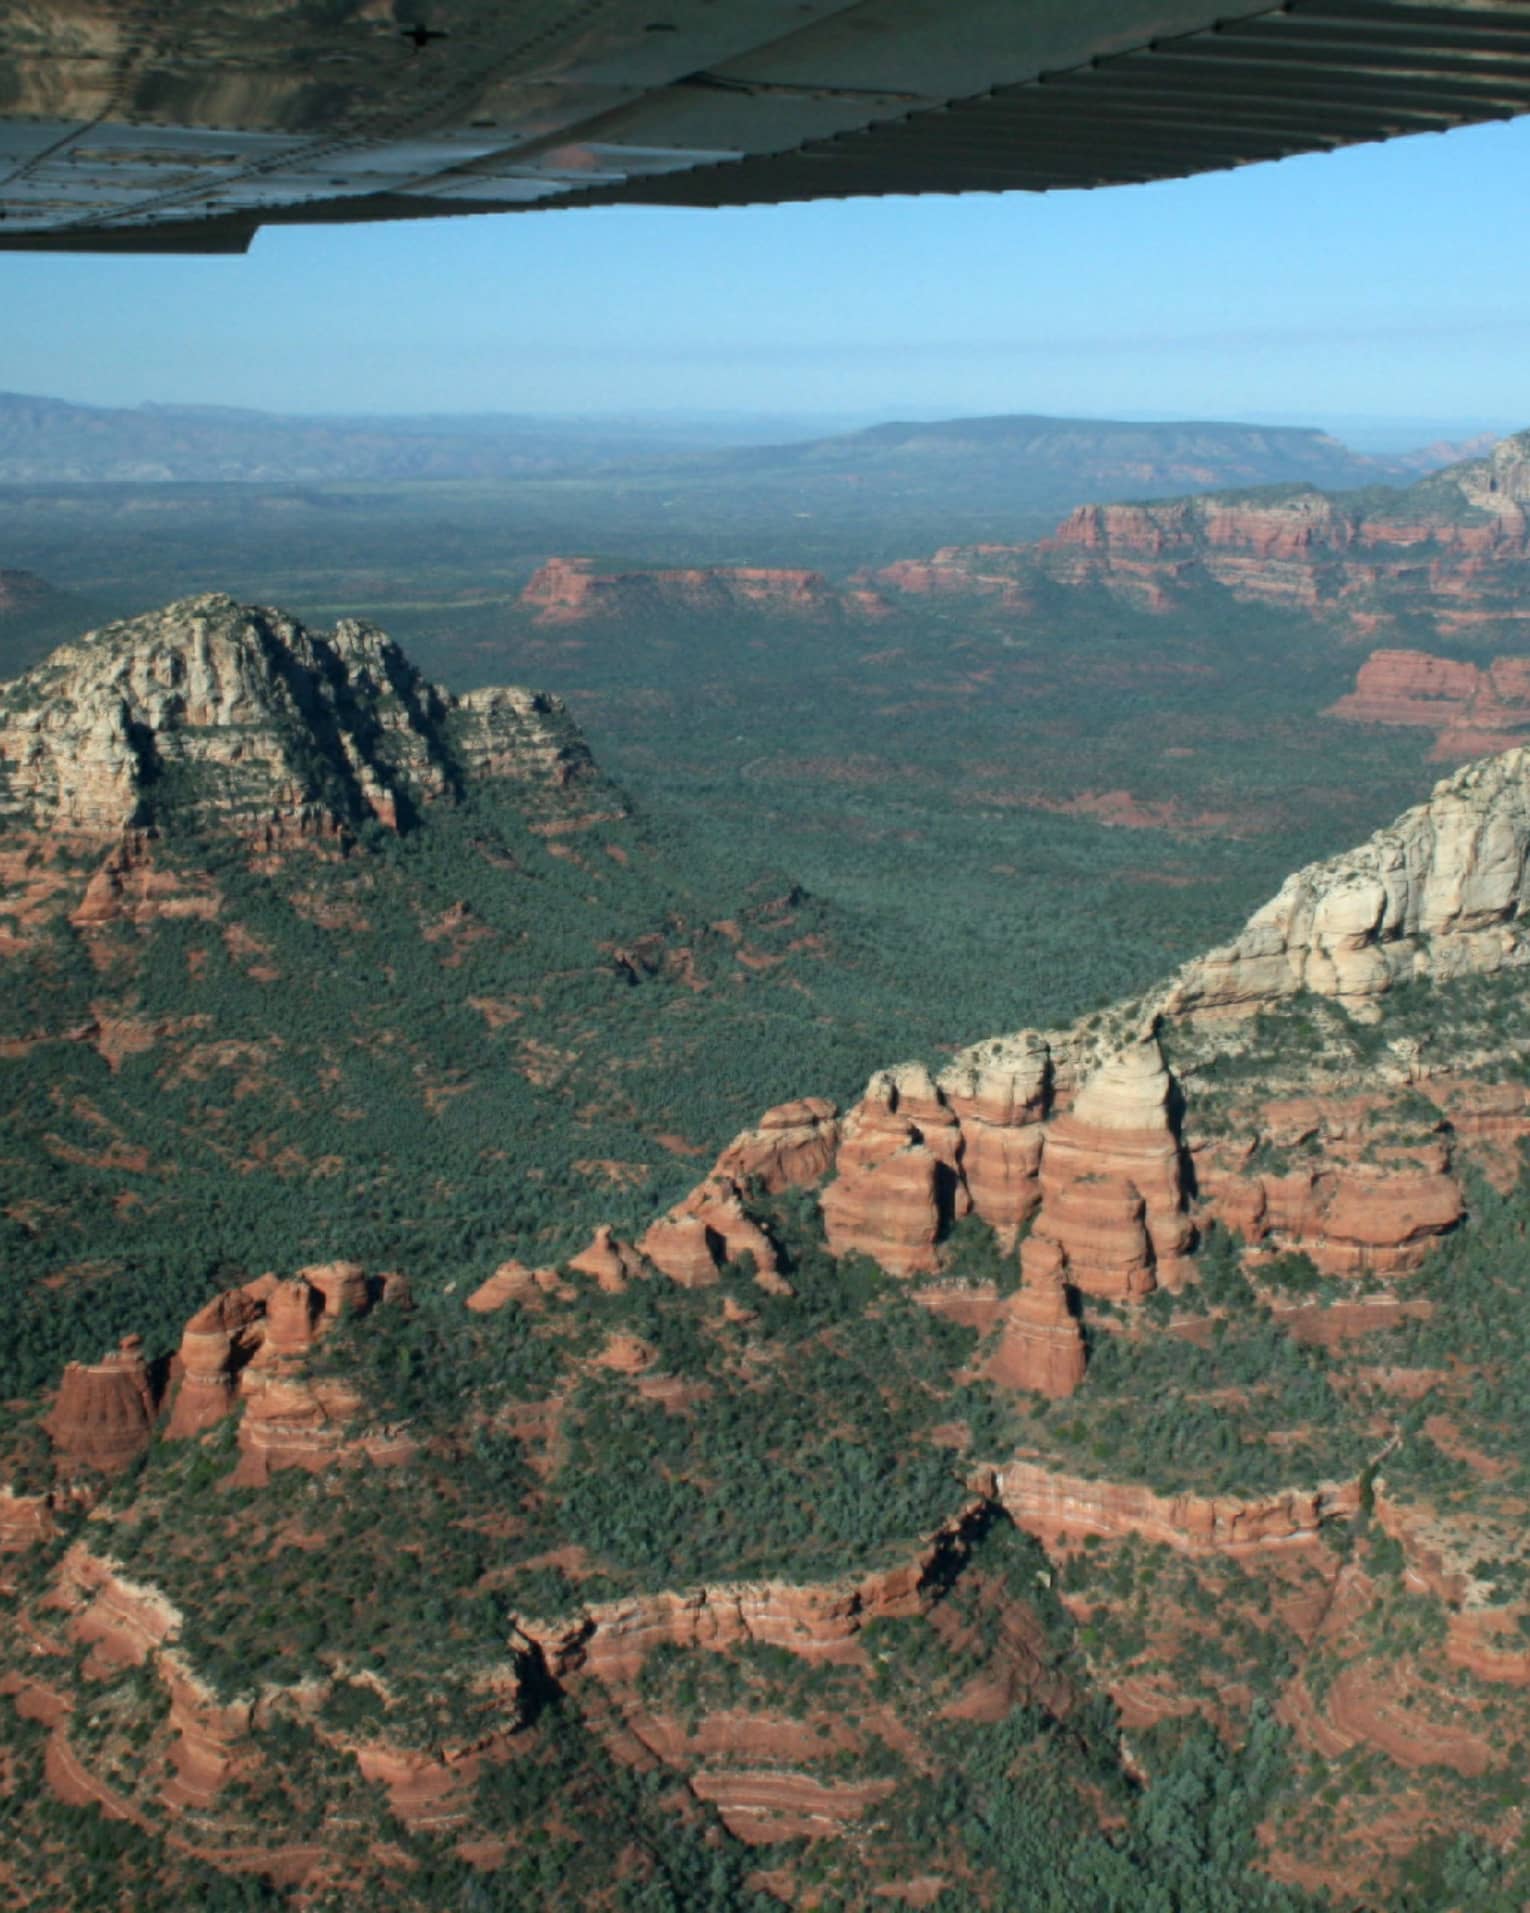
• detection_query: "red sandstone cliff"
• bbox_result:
[985,1239,1086,1398]
[43,1336,156,1475]
[1330,647,1530,759]
[521,557,887,625]
[870,433,1530,643]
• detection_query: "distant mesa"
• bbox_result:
[870,430,1530,642]
[520,555,889,625]
[0,392,1456,492]
[729,412,1434,497]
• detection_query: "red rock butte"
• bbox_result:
[44,1337,156,1474]
[520,557,887,625]
[986,1238,1086,1398]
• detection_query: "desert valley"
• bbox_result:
[2,409,1530,1909]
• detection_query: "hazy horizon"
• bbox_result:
[0,384,1517,460]
[3,116,1529,430]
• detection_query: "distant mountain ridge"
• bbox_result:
[0,389,1479,490]
[0,391,776,484]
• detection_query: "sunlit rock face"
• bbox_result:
[1161,745,1530,1022]
[0,593,593,846]
[1038,433,1530,622]
[714,1097,841,1195]
[1329,648,1530,761]
[1031,1039,1193,1301]
[820,1069,951,1278]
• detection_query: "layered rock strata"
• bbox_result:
[1037,433,1530,627]
[521,558,885,625]
[995,1462,1361,1554]
[1031,1040,1193,1299]
[985,1239,1086,1398]
[868,435,1530,644]
[1329,648,1530,761]
[567,1225,647,1292]
[44,1336,156,1474]
[143,1261,390,1484]
[1197,1142,1464,1279]
[641,1175,789,1292]
[937,1034,1050,1241]
[0,594,595,850]
[1162,744,1530,1020]
[521,1505,986,1685]
[714,1097,841,1194]
[820,1069,948,1278]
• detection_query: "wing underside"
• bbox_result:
[2,0,1528,254]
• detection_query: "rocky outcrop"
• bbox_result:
[1042,492,1352,612]
[43,1335,156,1474]
[870,546,1032,609]
[0,594,597,851]
[640,1175,788,1291]
[1032,1040,1193,1299]
[568,1225,647,1292]
[1036,434,1530,631]
[159,1657,256,1813]
[0,1486,54,1554]
[691,1768,897,1845]
[939,1034,1051,1240]
[450,684,594,790]
[714,1097,841,1194]
[868,435,1530,645]
[155,1262,396,1484]
[1329,648,1530,760]
[521,558,885,625]
[467,1261,538,1312]
[1162,744,1530,1020]
[56,1542,183,1668]
[521,1505,986,1685]
[995,1462,1360,1554]
[1199,1144,1464,1279]
[820,1070,948,1278]
[164,1282,271,1439]
[640,1211,723,1288]
[986,1239,1086,1398]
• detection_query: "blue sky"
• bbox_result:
[3,115,1528,436]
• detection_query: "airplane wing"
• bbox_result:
[2,0,1528,254]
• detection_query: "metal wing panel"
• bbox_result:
[1,0,1527,252]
